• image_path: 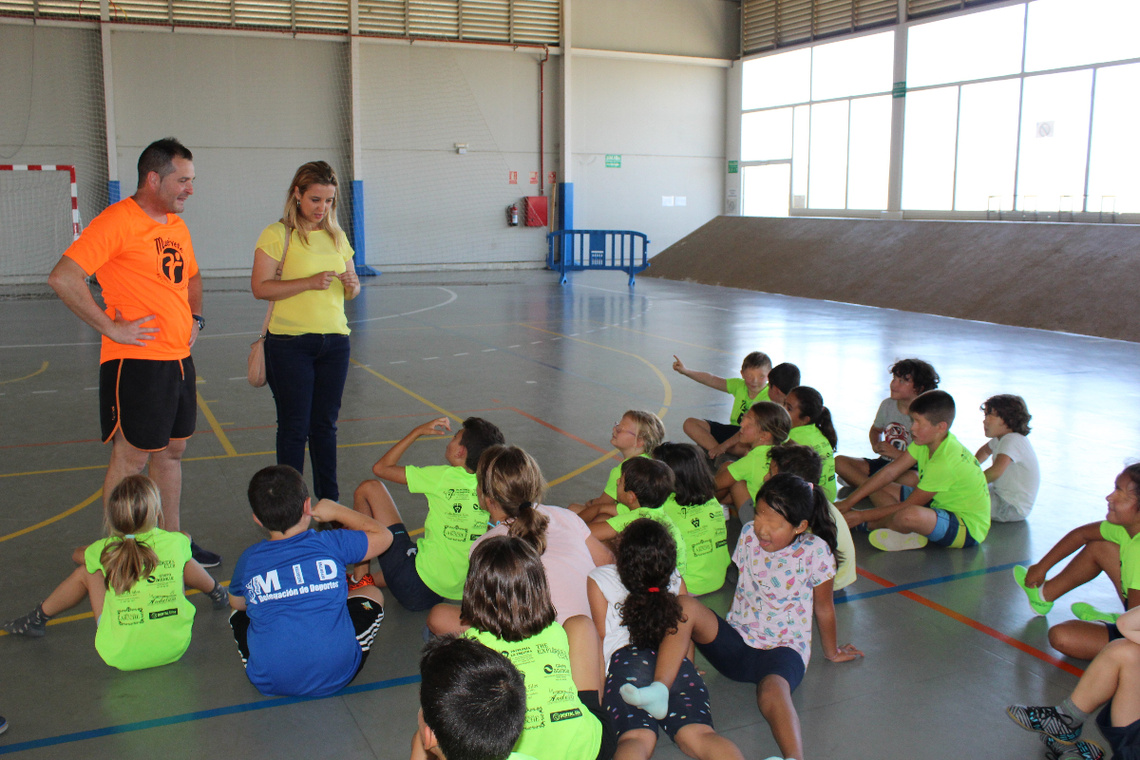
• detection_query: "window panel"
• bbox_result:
[847,95,890,209]
[792,105,810,208]
[807,100,849,208]
[901,86,958,210]
[1017,70,1092,212]
[1026,0,1140,72]
[743,164,792,217]
[811,31,893,100]
[741,108,794,162]
[1086,63,1140,214]
[742,49,812,110]
[954,79,1019,211]
[906,5,1025,88]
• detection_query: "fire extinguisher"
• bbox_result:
[507,202,520,227]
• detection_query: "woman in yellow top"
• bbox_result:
[251,161,360,501]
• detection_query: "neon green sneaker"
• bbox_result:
[869,529,928,552]
[1071,602,1119,624]
[1013,565,1054,615]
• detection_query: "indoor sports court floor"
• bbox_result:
[1,268,1137,759]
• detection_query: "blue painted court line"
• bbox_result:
[835,560,1026,605]
[0,673,420,755]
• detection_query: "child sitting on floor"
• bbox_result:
[589,457,687,578]
[655,442,731,595]
[835,358,938,491]
[836,390,990,553]
[1013,464,1140,660]
[715,401,792,519]
[2,475,227,670]
[571,410,665,522]
[784,386,839,500]
[975,394,1040,523]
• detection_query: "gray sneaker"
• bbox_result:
[1042,734,1104,760]
[1006,704,1082,743]
[207,582,229,610]
[3,607,47,638]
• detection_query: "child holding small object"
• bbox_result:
[619,474,861,760]
[3,475,227,671]
[835,358,937,491]
[587,518,745,760]
[1013,464,1140,660]
[975,394,1040,523]
[784,386,839,500]
[571,410,665,523]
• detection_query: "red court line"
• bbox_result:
[503,407,618,457]
[855,567,1085,678]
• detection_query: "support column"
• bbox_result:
[349,0,379,275]
[557,0,573,231]
[885,0,907,217]
[100,0,119,204]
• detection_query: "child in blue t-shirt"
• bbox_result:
[229,465,391,697]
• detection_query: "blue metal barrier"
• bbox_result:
[546,229,650,287]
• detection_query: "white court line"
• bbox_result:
[0,287,459,349]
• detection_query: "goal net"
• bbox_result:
[0,165,80,284]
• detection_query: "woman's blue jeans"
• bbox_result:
[264,332,350,501]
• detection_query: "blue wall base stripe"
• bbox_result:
[351,179,380,277]
[107,180,120,205]
[835,560,1026,605]
[0,673,420,755]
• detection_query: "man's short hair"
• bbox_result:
[768,362,801,395]
[459,417,506,472]
[909,389,956,428]
[420,636,526,760]
[619,456,675,510]
[137,137,193,187]
[247,465,308,532]
[741,351,772,371]
[890,358,940,395]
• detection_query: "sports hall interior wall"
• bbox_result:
[0,0,734,275]
[643,215,1140,343]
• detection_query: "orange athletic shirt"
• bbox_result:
[64,198,199,363]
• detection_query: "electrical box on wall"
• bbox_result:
[524,196,548,227]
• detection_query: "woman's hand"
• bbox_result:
[309,271,336,291]
[338,269,360,298]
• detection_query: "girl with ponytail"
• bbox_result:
[427,445,611,635]
[587,518,744,760]
[784,386,840,500]
[2,475,227,670]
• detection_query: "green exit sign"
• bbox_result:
[605,154,621,168]
[728,160,738,174]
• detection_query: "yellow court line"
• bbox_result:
[350,359,461,422]
[0,360,49,385]
[0,488,102,544]
[592,320,733,356]
[548,451,621,488]
[196,390,238,457]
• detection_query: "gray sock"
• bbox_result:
[1058,698,1090,727]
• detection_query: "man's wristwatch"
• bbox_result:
[192,314,206,331]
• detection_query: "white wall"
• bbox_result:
[1,1,738,273]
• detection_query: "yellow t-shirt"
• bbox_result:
[256,222,353,336]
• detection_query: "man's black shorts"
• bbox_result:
[100,357,197,451]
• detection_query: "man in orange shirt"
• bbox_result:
[48,137,220,566]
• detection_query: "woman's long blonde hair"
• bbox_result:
[280,160,345,250]
[100,475,164,596]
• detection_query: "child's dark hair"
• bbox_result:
[1120,464,1140,497]
[890,358,940,394]
[769,443,823,486]
[757,473,839,560]
[745,401,792,444]
[787,386,837,449]
[981,394,1032,436]
[653,442,714,506]
[460,417,506,472]
[910,389,956,428]
[477,445,550,554]
[616,519,683,649]
[100,475,163,595]
[768,362,801,395]
[461,535,556,642]
[620,457,675,510]
[247,464,309,532]
[742,351,772,371]
[420,636,525,760]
